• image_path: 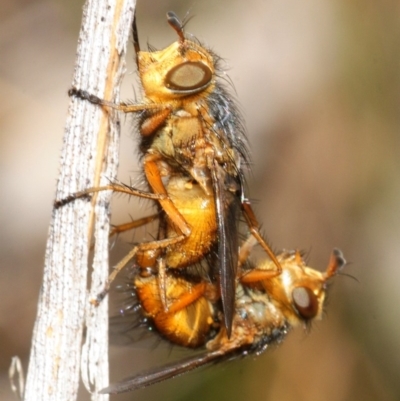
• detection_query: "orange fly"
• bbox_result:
[101,241,345,393]
[61,11,282,335]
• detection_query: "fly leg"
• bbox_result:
[237,234,282,285]
[142,152,194,309]
[143,153,191,236]
[157,257,169,311]
[54,183,165,208]
[241,200,282,276]
[163,281,208,314]
[92,233,185,305]
[108,214,159,241]
[68,87,172,136]
[86,214,160,253]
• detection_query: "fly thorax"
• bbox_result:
[242,287,287,335]
[170,112,203,149]
[150,128,176,161]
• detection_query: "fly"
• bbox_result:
[100,240,346,393]
[60,11,282,335]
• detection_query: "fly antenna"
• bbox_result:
[167,11,185,43]
[325,248,346,279]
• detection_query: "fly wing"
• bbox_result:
[100,350,229,394]
[210,161,240,337]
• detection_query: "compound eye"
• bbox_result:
[165,61,212,94]
[292,287,319,320]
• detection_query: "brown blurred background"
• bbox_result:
[1,0,399,400]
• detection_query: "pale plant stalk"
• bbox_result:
[22,0,136,400]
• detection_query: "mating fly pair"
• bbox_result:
[59,11,346,393]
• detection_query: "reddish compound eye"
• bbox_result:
[292,287,319,320]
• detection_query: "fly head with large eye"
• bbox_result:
[259,249,346,327]
[135,12,215,101]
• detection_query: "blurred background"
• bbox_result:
[1,0,399,400]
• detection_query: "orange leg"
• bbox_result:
[87,215,160,253]
[143,153,191,237]
[238,234,282,285]
[240,268,282,284]
[92,234,185,305]
[165,282,207,314]
[108,214,159,238]
[157,257,168,311]
[241,200,282,276]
